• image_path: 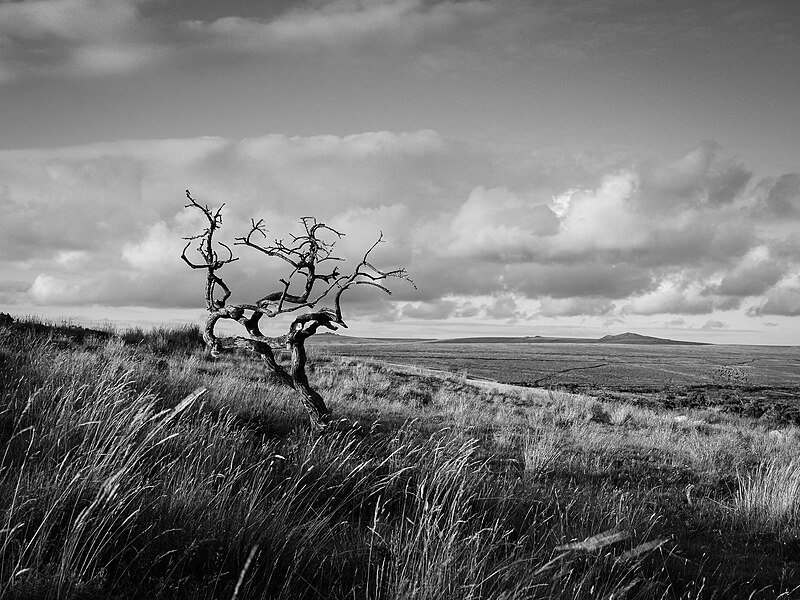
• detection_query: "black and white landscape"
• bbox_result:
[1,2,799,598]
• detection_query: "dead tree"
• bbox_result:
[181,190,412,429]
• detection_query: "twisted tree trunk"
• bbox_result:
[180,191,411,430]
[208,311,335,430]
[255,337,330,430]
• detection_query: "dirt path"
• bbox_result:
[379,360,586,401]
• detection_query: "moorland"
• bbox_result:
[1,317,800,599]
[316,338,800,424]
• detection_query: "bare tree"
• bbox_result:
[181,190,412,429]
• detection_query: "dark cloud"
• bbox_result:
[707,160,752,205]
[714,296,743,311]
[759,283,800,317]
[507,262,653,300]
[762,173,800,217]
[401,300,458,320]
[714,260,784,296]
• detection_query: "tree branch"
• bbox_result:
[182,190,239,310]
[182,192,413,429]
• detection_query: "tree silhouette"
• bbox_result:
[181,190,412,429]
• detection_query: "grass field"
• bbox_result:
[317,341,800,423]
[312,341,800,388]
[2,318,800,598]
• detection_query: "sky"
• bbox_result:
[1,0,799,345]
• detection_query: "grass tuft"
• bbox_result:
[731,456,800,539]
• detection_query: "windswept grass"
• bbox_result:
[731,456,800,539]
[1,319,799,598]
[118,324,205,356]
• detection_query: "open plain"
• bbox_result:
[317,341,800,423]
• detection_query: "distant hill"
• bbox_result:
[595,332,707,345]
[304,330,708,346]
[431,332,708,346]
[308,332,433,344]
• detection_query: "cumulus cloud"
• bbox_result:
[122,221,186,272]
[0,130,468,313]
[537,297,614,318]
[712,245,785,297]
[1,131,799,331]
[749,273,800,317]
[485,295,522,320]
[625,279,714,316]
[441,186,558,261]
[28,274,84,305]
[642,141,751,206]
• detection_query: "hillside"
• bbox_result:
[0,318,798,599]
[596,332,708,345]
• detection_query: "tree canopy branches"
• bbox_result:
[181,189,413,428]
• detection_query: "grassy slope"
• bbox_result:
[1,320,799,599]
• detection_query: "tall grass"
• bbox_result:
[731,456,800,538]
[2,320,799,598]
[119,324,205,356]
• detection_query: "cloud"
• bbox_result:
[750,273,800,317]
[757,173,800,218]
[537,297,614,318]
[639,141,750,206]
[625,279,714,316]
[0,0,165,81]
[0,0,497,82]
[3,0,796,88]
[28,273,85,305]
[441,186,559,261]
[505,262,652,300]
[400,299,457,320]
[485,294,522,320]
[712,245,785,297]
[0,131,467,313]
[701,319,727,330]
[2,0,798,90]
[664,318,686,327]
[1,132,799,328]
[181,0,495,56]
[122,221,186,272]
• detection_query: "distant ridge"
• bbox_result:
[431,332,708,346]
[308,331,708,346]
[308,332,433,344]
[595,332,707,345]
